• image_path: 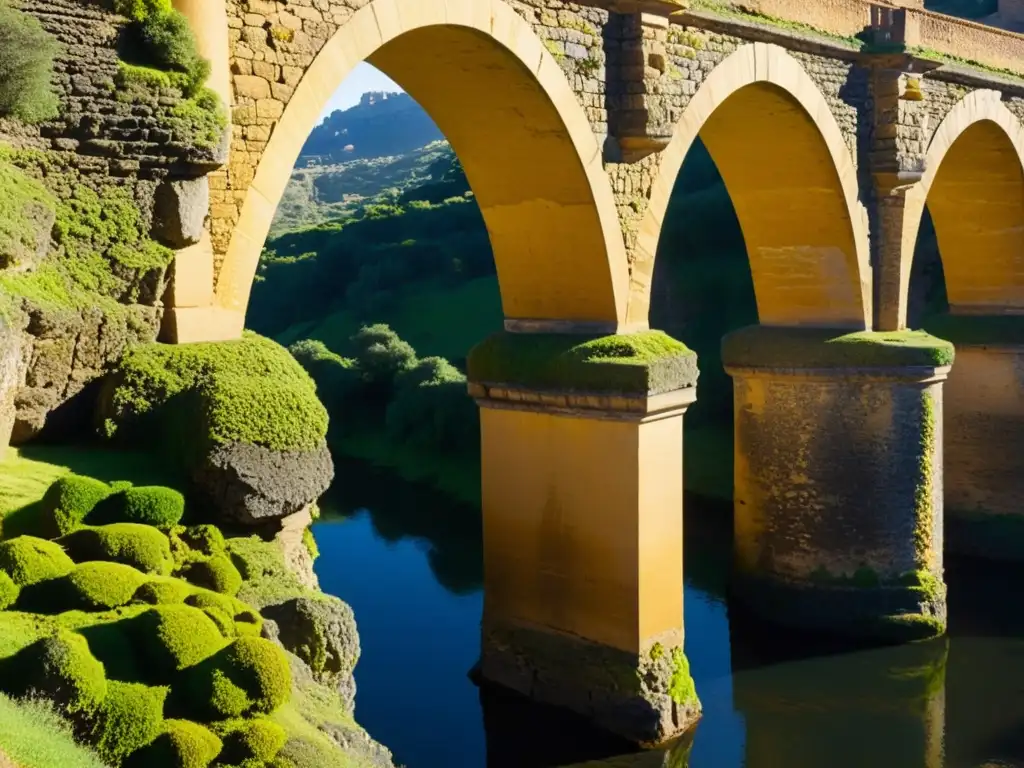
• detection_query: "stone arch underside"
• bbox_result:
[910,90,1024,315]
[216,0,629,333]
[630,43,871,330]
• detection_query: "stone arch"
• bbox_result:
[214,0,629,336]
[630,42,871,330]
[907,89,1024,316]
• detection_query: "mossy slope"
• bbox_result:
[0,461,388,768]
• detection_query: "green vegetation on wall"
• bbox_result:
[0,150,175,324]
[0,2,60,124]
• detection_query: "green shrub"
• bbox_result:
[386,356,478,453]
[0,3,60,123]
[28,561,149,612]
[97,333,329,462]
[1,629,107,713]
[0,536,75,586]
[139,10,210,94]
[87,680,167,765]
[134,578,193,605]
[38,475,113,538]
[131,605,227,680]
[0,570,18,609]
[182,554,242,596]
[112,0,172,22]
[350,324,417,394]
[60,523,173,576]
[126,718,223,768]
[213,718,287,764]
[180,637,291,720]
[90,486,185,529]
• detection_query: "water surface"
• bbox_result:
[314,459,1024,768]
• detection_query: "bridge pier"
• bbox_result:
[466,331,702,746]
[925,315,1024,562]
[723,326,954,643]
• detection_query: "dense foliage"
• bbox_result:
[0,2,60,123]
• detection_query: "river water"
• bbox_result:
[313,458,1024,768]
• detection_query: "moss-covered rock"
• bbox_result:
[227,535,309,611]
[181,554,241,596]
[97,333,327,454]
[59,523,173,576]
[213,718,287,764]
[135,578,194,605]
[263,596,358,709]
[1,629,107,713]
[89,486,185,530]
[87,680,167,765]
[38,475,112,538]
[468,330,698,395]
[131,605,226,679]
[0,536,75,586]
[0,570,18,609]
[179,636,291,721]
[125,719,223,768]
[177,525,225,557]
[720,325,956,370]
[96,333,333,525]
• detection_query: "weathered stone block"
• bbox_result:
[151,177,210,249]
[191,440,335,526]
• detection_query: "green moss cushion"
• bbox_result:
[38,475,112,538]
[185,591,262,636]
[181,554,242,596]
[0,570,18,609]
[721,325,955,370]
[125,719,223,768]
[89,486,185,529]
[0,536,75,586]
[135,578,194,605]
[468,330,698,395]
[181,637,291,720]
[213,717,287,764]
[87,680,167,765]
[1,629,107,713]
[131,605,227,679]
[24,561,149,613]
[59,523,173,576]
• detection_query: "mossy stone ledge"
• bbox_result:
[467,330,698,396]
[722,325,955,371]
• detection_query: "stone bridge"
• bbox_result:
[22,0,1024,749]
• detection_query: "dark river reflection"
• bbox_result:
[313,458,1024,768]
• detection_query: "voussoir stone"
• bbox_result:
[191,440,334,525]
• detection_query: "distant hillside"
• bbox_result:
[299,91,442,165]
[271,141,457,235]
[271,92,454,234]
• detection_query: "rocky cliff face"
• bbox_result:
[0,0,227,445]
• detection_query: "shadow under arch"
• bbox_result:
[906,89,1024,317]
[215,0,629,332]
[630,42,871,330]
